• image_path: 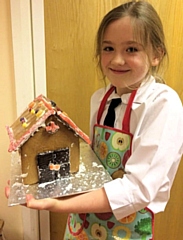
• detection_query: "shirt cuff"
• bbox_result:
[104,178,136,220]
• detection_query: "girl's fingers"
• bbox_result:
[5,180,10,199]
[5,186,61,211]
[5,186,10,198]
[26,194,59,211]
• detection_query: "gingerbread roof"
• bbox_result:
[6,95,91,152]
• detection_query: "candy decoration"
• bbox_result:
[20,117,29,128]
[49,163,61,171]
[36,109,45,118]
[20,117,27,123]
[28,101,35,109]
[51,100,56,107]
[22,122,28,128]
[31,109,35,114]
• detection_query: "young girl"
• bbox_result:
[5,1,183,239]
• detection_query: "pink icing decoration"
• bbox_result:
[46,121,59,133]
[6,95,91,152]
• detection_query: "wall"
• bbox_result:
[0,1,23,239]
[44,0,183,239]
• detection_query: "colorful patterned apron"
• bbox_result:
[64,86,154,240]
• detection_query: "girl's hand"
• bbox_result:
[26,187,111,214]
[5,180,57,210]
[5,181,56,209]
[26,194,60,211]
[5,185,111,213]
[4,180,65,210]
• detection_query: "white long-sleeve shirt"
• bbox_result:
[90,76,183,220]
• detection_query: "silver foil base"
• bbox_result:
[8,142,112,206]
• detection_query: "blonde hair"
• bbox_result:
[95,0,168,83]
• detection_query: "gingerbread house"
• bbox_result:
[6,95,91,185]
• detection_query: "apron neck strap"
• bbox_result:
[97,86,137,132]
[122,90,137,132]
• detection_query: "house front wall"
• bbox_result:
[21,117,80,185]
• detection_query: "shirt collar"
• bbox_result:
[101,76,156,106]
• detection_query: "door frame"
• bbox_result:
[10,0,49,239]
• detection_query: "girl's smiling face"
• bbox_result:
[101,16,159,95]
